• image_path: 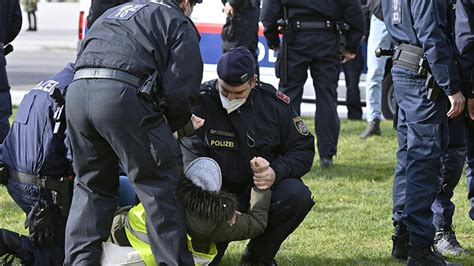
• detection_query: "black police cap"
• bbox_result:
[217,46,255,86]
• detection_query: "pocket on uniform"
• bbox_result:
[140,114,177,167]
[14,94,36,124]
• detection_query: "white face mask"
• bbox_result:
[219,93,247,114]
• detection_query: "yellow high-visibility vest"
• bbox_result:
[125,203,217,266]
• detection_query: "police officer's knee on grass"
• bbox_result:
[180,47,315,265]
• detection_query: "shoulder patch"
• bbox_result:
[107,3,148,20]
[276,91,290,104]
[293,116,309,136]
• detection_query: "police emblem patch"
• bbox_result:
[107,3,148,20]
[293,116,309,136]
[276,91,290,104]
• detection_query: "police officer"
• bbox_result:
[221,0,260,76]
[430,0,474,256]
[261,0,364,169]
[0,63,74,266]
[0,0,22,143]
[382,0,465,264]
[180,47,315,265]
[461,0,474,227]
[64,0,203,265]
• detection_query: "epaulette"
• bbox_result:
[256,81,290,105]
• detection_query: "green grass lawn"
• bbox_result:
[1,115,473,265]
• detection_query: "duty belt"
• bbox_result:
[392,44,429,76]
[74,68,142,88]
[8,168,39,186]
[291,20,335,31]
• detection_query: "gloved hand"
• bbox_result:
[25,199,55,247]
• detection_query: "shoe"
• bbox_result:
[359,119,381,139]
[239,248,277,266]
[434,228,467,256]
[319,158,333,170]
[407,246,451,266]
[0,229,20,257]
[391,233,409,260]
[26,28,32,31]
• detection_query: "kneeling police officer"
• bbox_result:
[181,47,315,265]
[0,63,75,266]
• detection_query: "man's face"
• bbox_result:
[218,77,255,100]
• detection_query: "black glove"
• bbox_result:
[25,199,55,247]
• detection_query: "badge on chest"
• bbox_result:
[205,129,239,151]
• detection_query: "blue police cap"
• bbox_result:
[217,47,255,86]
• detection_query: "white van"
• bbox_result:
[78,0,395,119]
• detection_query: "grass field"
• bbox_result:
[1,116,473,265]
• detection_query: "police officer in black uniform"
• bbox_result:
[64,0,203,265]
[261,0,364,169]
[221,0,260,76]
[180,47,315,265]
[0,63,74,266]
[382,0,465,264]
[460,0,474,227]
[0,0,22,143]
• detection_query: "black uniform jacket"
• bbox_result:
[76,0,203,131]
[181,79,315,194]
[0,0,22,44]
[261,0,364,53]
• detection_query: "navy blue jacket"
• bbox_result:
[1,64,75,178]
[261,0,364,53]
[181,79,315,193]
[76,0,203,131]
[382,0,460,96]
[456,0,474,97]
[0,0,22,44]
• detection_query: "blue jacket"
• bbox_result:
[382,0,460,96]
[456,0,474,96]
[1,63,75,178]
[0,0,22,44]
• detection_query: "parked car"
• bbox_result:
[78,0,396,119]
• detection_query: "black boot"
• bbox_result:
[0,229,21,257]
[239,248,277,266]
[407,246,451,266]
[391,233,409,260]
[434,227,467,256]
[359,119,381,139]
[320,157,333,170]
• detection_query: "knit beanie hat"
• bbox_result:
[184,157,222,192]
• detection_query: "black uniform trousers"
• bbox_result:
[342,44,364,120]
[221,7,260,76]
[211,178,314,264]
[278,31,341,159]
[0,48,12,142]
[64,79,192,265]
